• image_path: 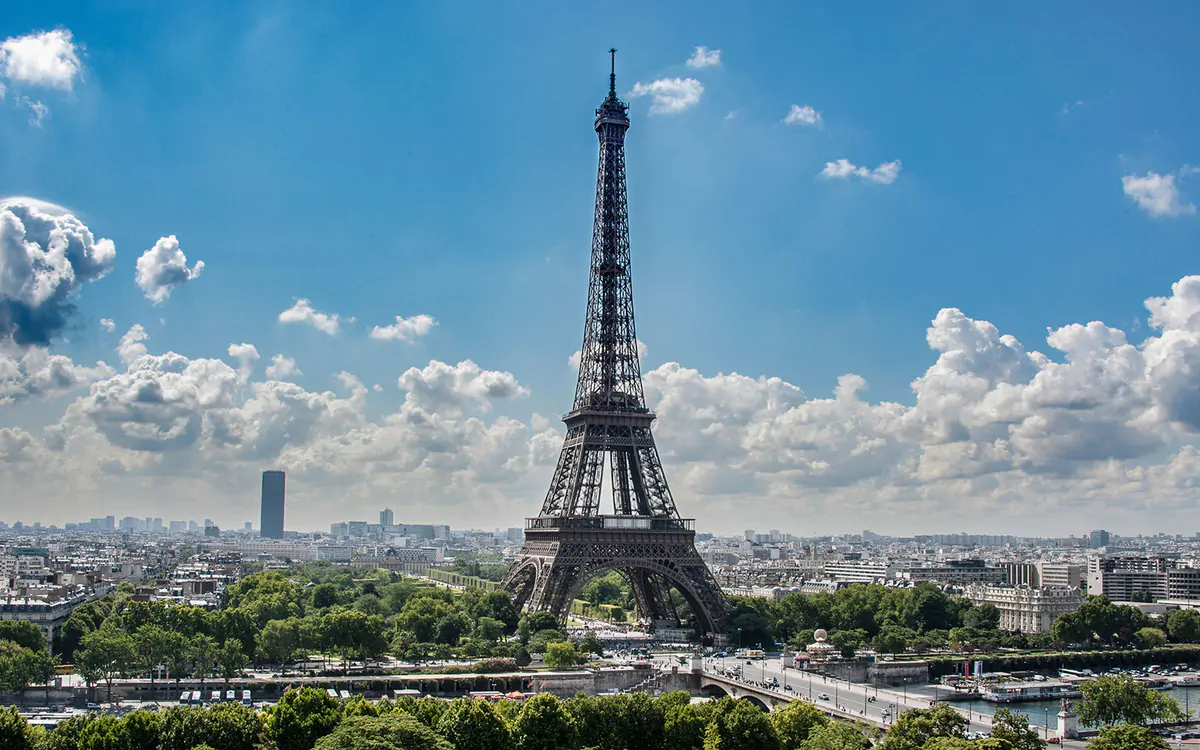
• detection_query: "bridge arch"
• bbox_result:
[740,695,770,712]
[701,684,730,699]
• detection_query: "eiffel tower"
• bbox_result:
[502,51,726,636]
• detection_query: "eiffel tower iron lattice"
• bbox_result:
[502,51,726,636]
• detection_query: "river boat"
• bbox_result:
[980,680,1081,703]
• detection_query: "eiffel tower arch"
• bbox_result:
[502,51,726,636]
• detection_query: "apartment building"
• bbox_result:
[964,584,1086,634]
[1087,555,1200,601]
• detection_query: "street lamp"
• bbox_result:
[1043,707,1050,741]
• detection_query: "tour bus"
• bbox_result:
[210,690,221,703]
[179,691,191,706]
[225,690,236,702]
[737,648,766,659]
[242,690,252,706]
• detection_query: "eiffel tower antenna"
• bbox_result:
[502,51,726,637]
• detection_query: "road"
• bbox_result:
[702,656,996,735]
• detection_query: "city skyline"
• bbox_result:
[2,4,1200,535]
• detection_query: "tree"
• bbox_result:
[566,693,621,749]
[475,617,506,643]
[0,706,37,750]
[1052,596,1149,648]
[399,695,451,728]
[200,703,265,750]
[770,700,829,749]
[264,686,343,750]
[529,629,568,655]
[257,618,300,667]
[879,704,968,750]
[353,594,387,617]
[705,699,780,750]
[1135,627,1167,649]
[159,706,212,750]
[119,709,164,750]
[434,612,472,646]
[663,698,710,750]
[0,640,55,693]
[1166,609,1200,643]
[437,698,514,750]
[190,634,219,689]
[828,629,868,658]
[77,625,136,701]
[395,598,455,644]
[0,621,48,652]
[577,632,604,657]
[989,708,1042,750]
[804,722,871,750]
[1088,724,1169,750]
[872,626,916,655]
[513,693,577,750]
[133,624,172,689]
[314,713,452,750]
[218,638,247,686]
[543,641,581,669]
[525,611,559,634]
[963,603,1001,631]
[1078,675,1186,727]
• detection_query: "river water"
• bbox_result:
[945,685,1200,732]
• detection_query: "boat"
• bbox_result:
[980,681,1081,703]
[1137,678,1172,691]
[1173,678,1200,688]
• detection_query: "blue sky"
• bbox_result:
[1,2,1199,535]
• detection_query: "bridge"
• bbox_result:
[697,672,888,727]
[690,661,997,736]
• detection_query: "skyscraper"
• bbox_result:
[380,508,394,527]
[261,471,285,539]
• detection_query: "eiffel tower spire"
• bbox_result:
[502,52,726,637]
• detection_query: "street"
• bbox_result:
[703,656,996,735]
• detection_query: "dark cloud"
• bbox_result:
[0,200,116,345]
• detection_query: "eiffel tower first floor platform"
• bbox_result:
[501,516,727,636]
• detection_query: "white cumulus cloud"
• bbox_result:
[265,355,301,380]
[1122,171,1196,218]
[0,29,82,90]
[0,345,113,405]
[398,360,529,415]
[227,343,260,383]
[686,46,721,68]
[134,235,205,304]
[278,299,341,335]
[628,78,704,115]
[820,158,902,185]
[99,318,114,332]
[370,314,437,343]
[117,325,149,366]
[783,104,822,127]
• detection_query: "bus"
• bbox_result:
[242,690,252,706]
[737,648,766,659]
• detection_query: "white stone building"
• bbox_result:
[963,584,1085,634]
